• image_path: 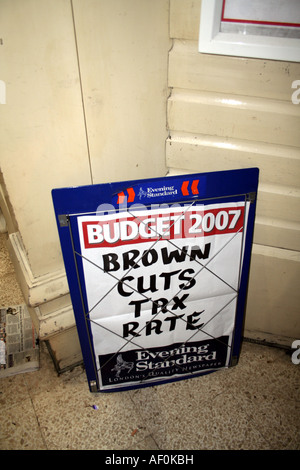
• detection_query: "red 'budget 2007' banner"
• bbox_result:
[82,206,244,248]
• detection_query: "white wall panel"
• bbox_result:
[0,0,91,277]
[72,0,170,185]
[168,89,300,148]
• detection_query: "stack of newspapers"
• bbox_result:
[0,304,39,377]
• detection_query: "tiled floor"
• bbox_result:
[0,232,299,450]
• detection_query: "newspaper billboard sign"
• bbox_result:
[52,168,259,392]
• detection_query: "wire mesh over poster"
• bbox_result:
[52,168,259,392]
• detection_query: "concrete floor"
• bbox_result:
[0,232,299,450]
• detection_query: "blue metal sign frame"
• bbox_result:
[52,168,259,392]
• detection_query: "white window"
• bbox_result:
[199,0,300,62]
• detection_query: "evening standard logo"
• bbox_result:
[135,343,217,372]
[108,347,219,380]
[103,338,227,386]
[138,185,178,200]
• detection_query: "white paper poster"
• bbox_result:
[78,201,248,390]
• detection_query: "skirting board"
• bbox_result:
[243,329,295,351]
[45,326,83,374]
[7,232,69,307]
[31,295,76,340]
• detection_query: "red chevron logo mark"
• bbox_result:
[181,179,199,196]
[117,191,125,204]
[191,179,199,195]
[181,181,189,196]
[117,187,135,204]
[127,187,135,203]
